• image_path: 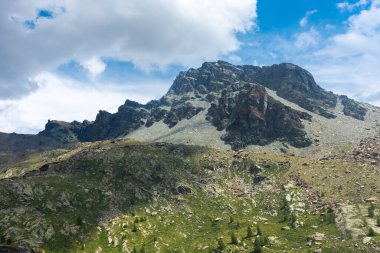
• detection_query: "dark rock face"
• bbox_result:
[168,61,338,119]
[163,103,204,128]
[207,85,312,150]
[339,95,368,120]
[40,120,91,143]
[34,96,204,144]
[241,63,338,118]
[77,105,149,142]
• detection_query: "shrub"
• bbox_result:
[280,198,290,222]
[290,214,297,226]
[247,225,254,238]
[76,216,83,226]
[368,227,376,237]
[217,238,226,252]
[0,235,5,244]
[323,212,335,224]
[255,236,268,247]
[229,216,234,223]
[253,240,262,253]
[231,232,238,244]
[377,217,380,227]
[283,212,290,222]
[368,204,375,218]
[256,225,262,236]
[132,224,138,233]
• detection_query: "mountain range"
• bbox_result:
[0,61,379,253]
[1,61,378,155]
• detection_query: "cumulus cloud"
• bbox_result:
[337,0,369,12]
[244,1,380,106]
[299,9,318,27]
[310,0,380,104]
[0,72,171,134]
[81,57,106,76]
[294,28,320,50]
[0,0,257,99]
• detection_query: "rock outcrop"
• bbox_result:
[339,95,368,120]
[168,61,339,119]
[0,61,370,153]
[207,85,312,150]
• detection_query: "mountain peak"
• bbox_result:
[0,61,375,154]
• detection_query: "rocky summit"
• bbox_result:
[1,61,380,253]
[0,61,376,154]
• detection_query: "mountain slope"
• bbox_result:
[1,61,380,252]
[0,140,379,252]
[1,61,378,156]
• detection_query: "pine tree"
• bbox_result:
[247,225,254,238]
[253,240,262,253]
[217,238,226,252]
[368,204,375,218]
[256,225,262,236]
[231,232,238,244]
[76,216,83,226]
[368,227,376,237]
[208,244,213,253]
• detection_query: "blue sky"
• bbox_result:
[0,0,379,133]
[59,0,353,80]
[57,0,377,97]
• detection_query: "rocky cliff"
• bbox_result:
[0,61,373,153]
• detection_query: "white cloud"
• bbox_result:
[337,0,368,12]
[310,1,380,105]
[294,28,320,50]
[246,1,380,106]
[81,57,106,76]
[0,0,257,99]
[0,73,171,134]
[299,9,318,27]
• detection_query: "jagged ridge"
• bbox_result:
[0,61,369,153]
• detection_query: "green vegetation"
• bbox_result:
[247,225,254,238]
[217,238,226,252]
[253,240,262,253]
[368,227,376,237]
[0,140,379,252]
[230,231,238,244]
[256,225,262,236]
[323,212,336,225]
[368,204,375,218]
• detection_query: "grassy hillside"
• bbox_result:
[0,140,379,252]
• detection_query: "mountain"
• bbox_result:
[1,61,380,253]
[1,61,378,155]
